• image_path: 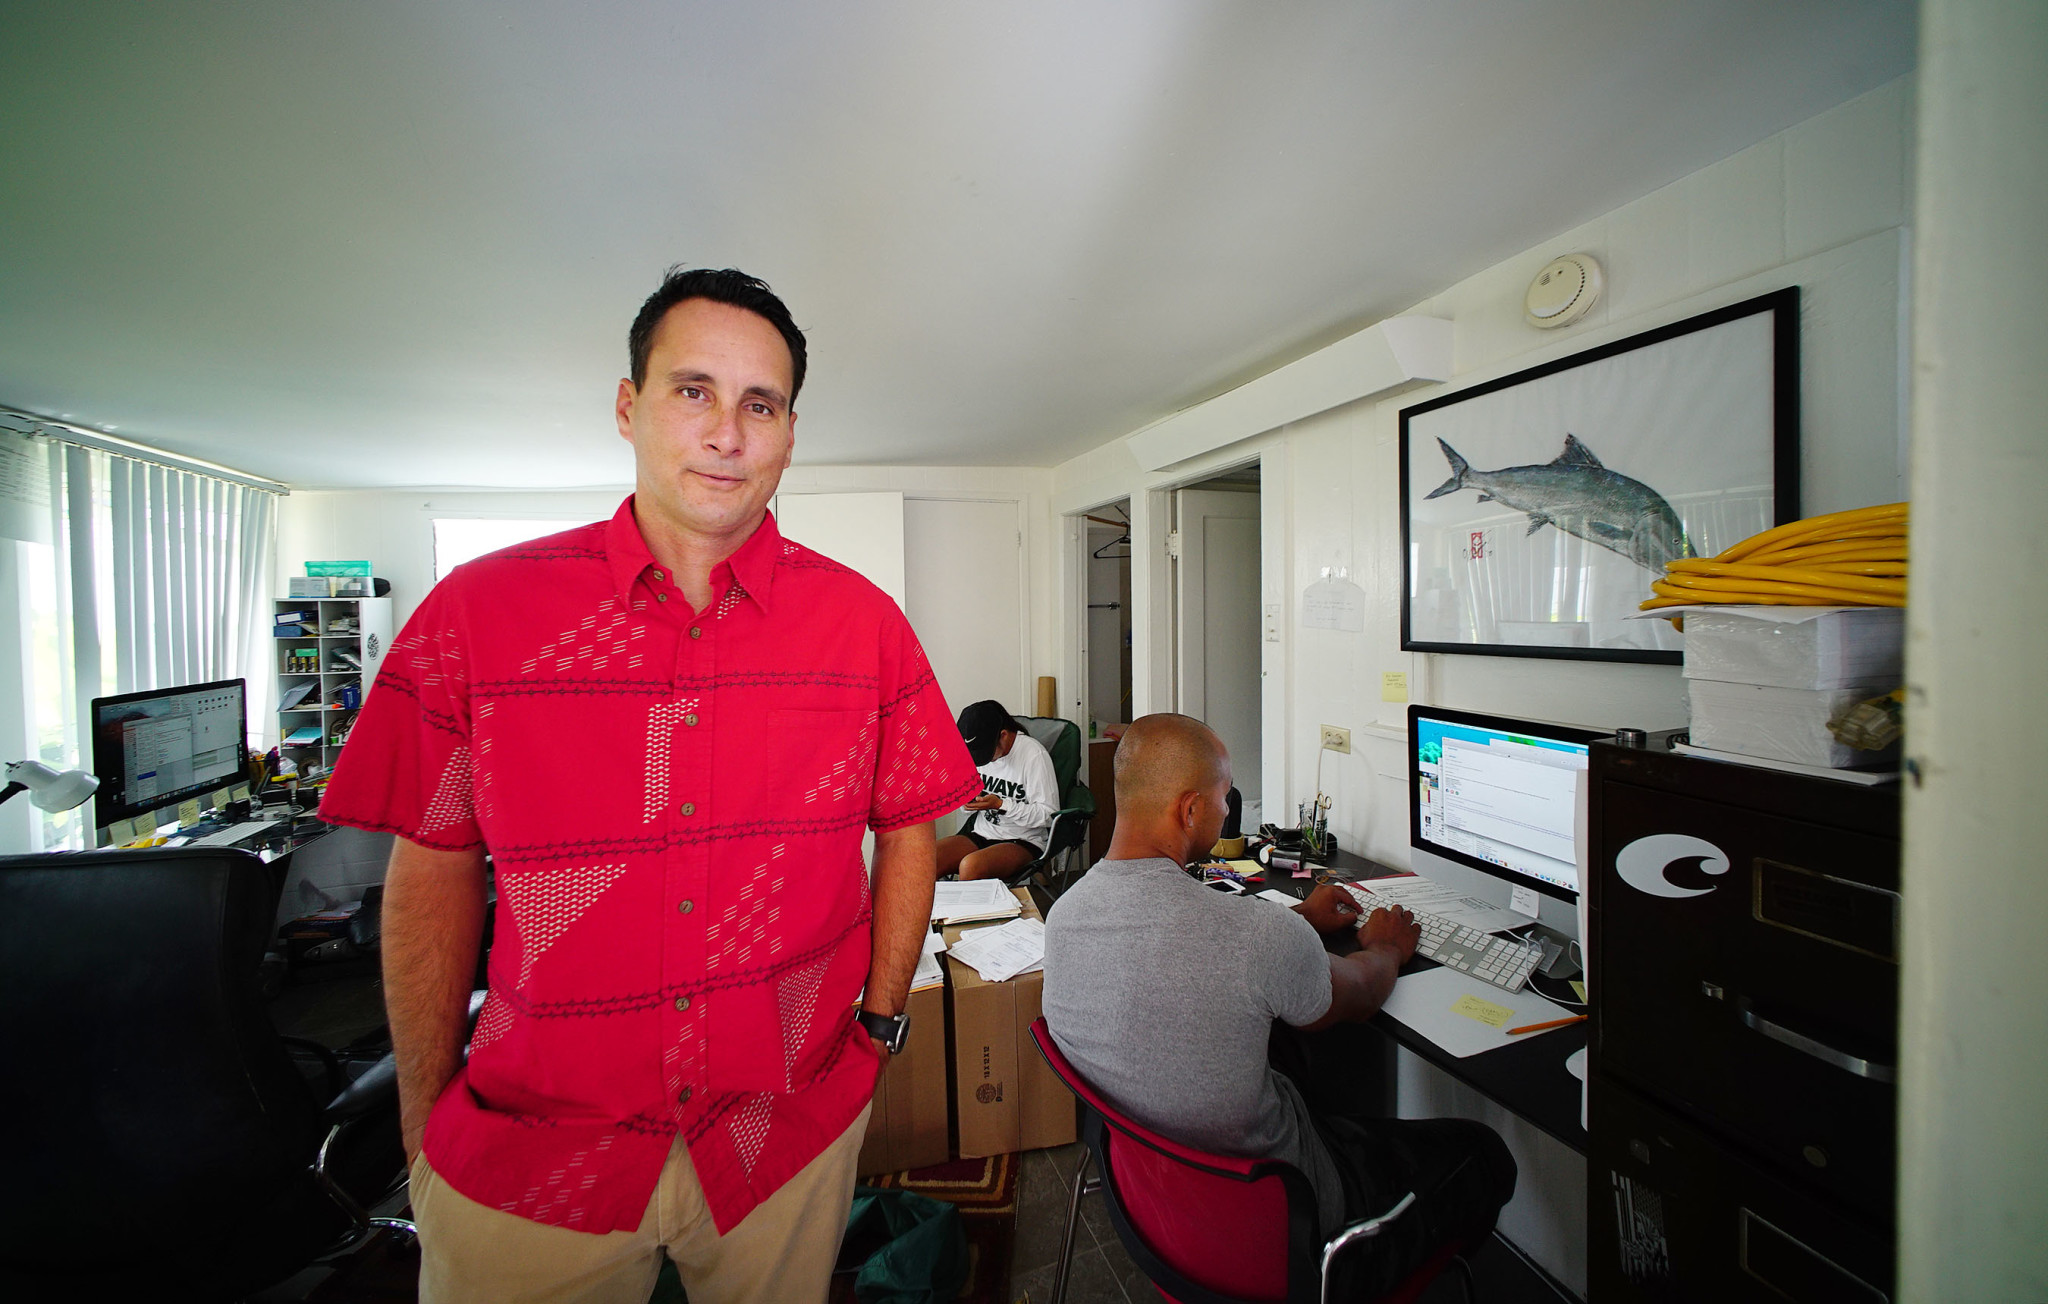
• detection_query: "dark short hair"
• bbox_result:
[627,266,808,403]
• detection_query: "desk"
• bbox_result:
[1261,853,1588,1157]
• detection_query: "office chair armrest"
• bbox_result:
[325,1051,399,1119]
[1318,1191,1418,1304]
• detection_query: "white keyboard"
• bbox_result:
[1340,884,1543,993]
[190,819,287,847]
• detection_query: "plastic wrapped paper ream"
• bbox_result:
[1687,679,1900,769]
[1680,606,1903,690]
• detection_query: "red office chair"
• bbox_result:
[1029,1018,1477,1304]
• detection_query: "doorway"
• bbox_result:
[1174,466,1261,826]
[1083,501,1132,731]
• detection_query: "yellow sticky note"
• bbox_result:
[1381,671,1409,702]
[1449,993,1515,1029]
[231,784,251,802]
[177,798,203,827]
[1570,980,1588,1003]
[107,818,136,846]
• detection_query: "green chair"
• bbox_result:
[996,715,1096,896]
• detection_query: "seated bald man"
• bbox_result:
[1043,714,1516,1299]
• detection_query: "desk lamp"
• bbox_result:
[0,759,100,812]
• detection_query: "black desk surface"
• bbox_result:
[1254,850,1588,1156]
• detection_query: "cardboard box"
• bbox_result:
[943,889,1078,1158]
[855,976,951,1176]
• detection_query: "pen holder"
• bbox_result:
[1303,834,1339,866]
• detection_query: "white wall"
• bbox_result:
[1054,73,1914,871]
[1050,76,1916,1295]
[276,464,1061,727]
[1898,3,2048,1297]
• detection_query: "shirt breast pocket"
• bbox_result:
[765,706,878,819]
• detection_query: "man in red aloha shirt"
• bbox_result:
[320,267,981,1303]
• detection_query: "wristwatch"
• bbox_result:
[856,1009,912,1054]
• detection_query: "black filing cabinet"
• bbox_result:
[1586,735,1898,1302]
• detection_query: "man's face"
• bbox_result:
[615,298,797,544]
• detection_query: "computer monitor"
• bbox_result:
[1408,704,1608,940]
[91,678,249,832]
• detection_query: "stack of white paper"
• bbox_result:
[931,879,1024,925]
[948,917,1046,983]
[910,928,946,992]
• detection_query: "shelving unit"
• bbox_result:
[273,596,392,778]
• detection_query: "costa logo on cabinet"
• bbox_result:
[1613,833,1731,898]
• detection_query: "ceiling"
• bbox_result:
[0,1,1915,490]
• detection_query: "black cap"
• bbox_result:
[956,700,1018,766]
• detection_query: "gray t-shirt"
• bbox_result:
[1042,857,1345,1228]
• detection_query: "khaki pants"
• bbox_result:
[412,1103,871,1304]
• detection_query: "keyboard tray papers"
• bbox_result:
[1345,873,1531,935]
[1378,966,1574,1058]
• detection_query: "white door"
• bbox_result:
[772,492,906,606]
[902,498,1023,719]
[1175,489,1261,808]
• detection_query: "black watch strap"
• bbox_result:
[856,1009,911,1054]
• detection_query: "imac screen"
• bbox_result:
[91,679,249,827]
[1412,708,1595,901]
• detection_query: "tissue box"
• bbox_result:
[1681,606,1903,690]
[1688,679,1898,769]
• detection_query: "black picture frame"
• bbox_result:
[1399,287,1799,664]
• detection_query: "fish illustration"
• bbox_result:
[1424,434,1692,572]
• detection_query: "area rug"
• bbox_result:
[832,1152,1020,1304]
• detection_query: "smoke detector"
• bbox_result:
[1525,253,1604,329]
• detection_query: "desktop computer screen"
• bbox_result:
[1409,704,1605,906]
[91,678,249,829]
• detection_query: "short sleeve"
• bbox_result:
[318,582,483,851]
[868,607,981,831]
[1260,907,1336,1028]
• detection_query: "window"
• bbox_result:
[432,518,595,582]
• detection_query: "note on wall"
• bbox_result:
[1301,573,1365,632]
[0,428,52,544]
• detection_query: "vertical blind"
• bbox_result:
[32,435,278,845]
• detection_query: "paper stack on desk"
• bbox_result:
[931,878,1024,925]
[947,917,1046,983]
[910,929,947,993]
[1345,873,1530,934]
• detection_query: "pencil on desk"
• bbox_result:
[1505,1014,1587,1036]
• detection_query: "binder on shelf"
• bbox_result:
[282,726,324,745]
[278,681,318,711]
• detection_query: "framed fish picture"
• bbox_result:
[1399,287,1798,663]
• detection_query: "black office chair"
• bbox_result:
[0,847,408,1301]
[996,715,1096,897]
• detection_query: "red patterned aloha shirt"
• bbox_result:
[320,499,979,1234]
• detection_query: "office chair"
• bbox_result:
[0,846,409,1301]
[996,715,1096,896]
[1029,1019,1479,1304]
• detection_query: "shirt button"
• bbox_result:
[678,1087,692,1105]
[651,569,664,581]
[689,626,702,639]
[685,713,699,727]
[678,899,694,914]
[680,801,696,816]
[674,996,690,1011]
[657,593,668,602]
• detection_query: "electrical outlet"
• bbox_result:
[1319,725,1351,754]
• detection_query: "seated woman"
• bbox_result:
[937,700,1060,881]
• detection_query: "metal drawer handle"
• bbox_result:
[1736,1001,1895,1083]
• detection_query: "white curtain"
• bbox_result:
[27,434,278,847]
